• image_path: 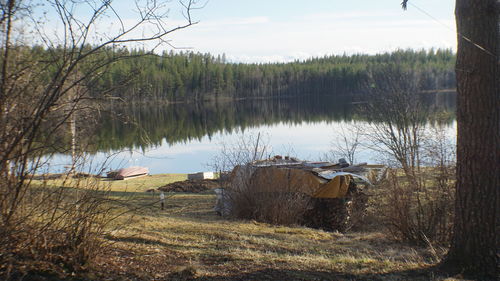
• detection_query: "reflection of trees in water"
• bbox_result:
[88,93,455,152]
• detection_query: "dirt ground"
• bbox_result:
[158,179,221,193]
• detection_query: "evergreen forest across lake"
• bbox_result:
[59,48,456,102]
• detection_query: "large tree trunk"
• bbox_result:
[441,0,499,279]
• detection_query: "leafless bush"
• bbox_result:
[227,166,312,226]
[363,64,426,175]
[374,165,454,245]
[210,132,270,174]
[362,65,455,245]
[0,165,117,278]
[0,0,200,278]
[329,124,365,165]
[211,133,312,226]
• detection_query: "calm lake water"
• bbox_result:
[45,93,456,174]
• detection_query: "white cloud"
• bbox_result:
[202,16,270,27]
[227,52,315,64]
[300,11,399,21]
[165,9,456,62]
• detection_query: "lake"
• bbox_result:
[44,93,456,175]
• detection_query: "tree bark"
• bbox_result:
[441,0,499,279]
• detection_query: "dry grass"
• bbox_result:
[31,173,187,192]
[22,174,464,280]
[80,188,460,281]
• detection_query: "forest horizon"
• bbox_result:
[25,46,456,103]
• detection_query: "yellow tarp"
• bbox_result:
[231,165,352,199]
[312,174,351,198]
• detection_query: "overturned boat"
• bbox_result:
[106,166,149,180]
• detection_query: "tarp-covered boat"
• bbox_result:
[215,156,384,231]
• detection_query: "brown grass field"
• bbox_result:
[34,175,466,280]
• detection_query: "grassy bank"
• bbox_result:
[32,173,187,192]
[27,174,459,280]
[93,189,453,280]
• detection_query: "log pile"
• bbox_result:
[302,182,368,232]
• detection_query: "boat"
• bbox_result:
[106,166,149,180]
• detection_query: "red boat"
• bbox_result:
[107,166,149,180]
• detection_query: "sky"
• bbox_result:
[37,0,456,63]
[157,0,457,63]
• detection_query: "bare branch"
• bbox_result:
[401,0,409,10]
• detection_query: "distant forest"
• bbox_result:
[76,48,456,101]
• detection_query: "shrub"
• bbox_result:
[0,175,115,279]
[374,166,454,246]
[225,166,312,226]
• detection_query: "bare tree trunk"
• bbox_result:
[0,0,15,179]
[70,112,76,174]
[441,0,499,278]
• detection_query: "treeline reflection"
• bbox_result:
[89,93,456,153]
